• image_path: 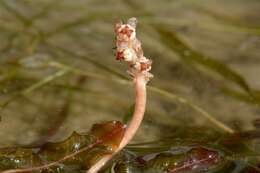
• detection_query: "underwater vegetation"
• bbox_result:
[0,0,260,172]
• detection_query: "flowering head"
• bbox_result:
[114,17,153,82]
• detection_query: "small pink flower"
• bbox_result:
[140,59,152,71]
[119,25,134,38]
[116,51,124,61]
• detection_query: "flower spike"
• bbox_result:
[115,17,153,82]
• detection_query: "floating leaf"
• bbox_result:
[0,148,41,171]
[0,121,126,173]
[90,121,126,152]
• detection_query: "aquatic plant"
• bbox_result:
[0,1,260,172]
[87,17,152,173]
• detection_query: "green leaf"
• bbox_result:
[222,87,260,106]
[154,25,251,94]
[0,121,126,172]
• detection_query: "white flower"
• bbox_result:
[123,48,137,62]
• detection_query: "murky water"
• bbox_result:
[0,0,259,172]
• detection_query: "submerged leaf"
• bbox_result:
[154,25,251,94]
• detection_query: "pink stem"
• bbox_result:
[87,74,147,173]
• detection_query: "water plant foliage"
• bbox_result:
[0,0,260,172]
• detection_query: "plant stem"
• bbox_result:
[87,74,147,173]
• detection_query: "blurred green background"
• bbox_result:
[0,0,260,147]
